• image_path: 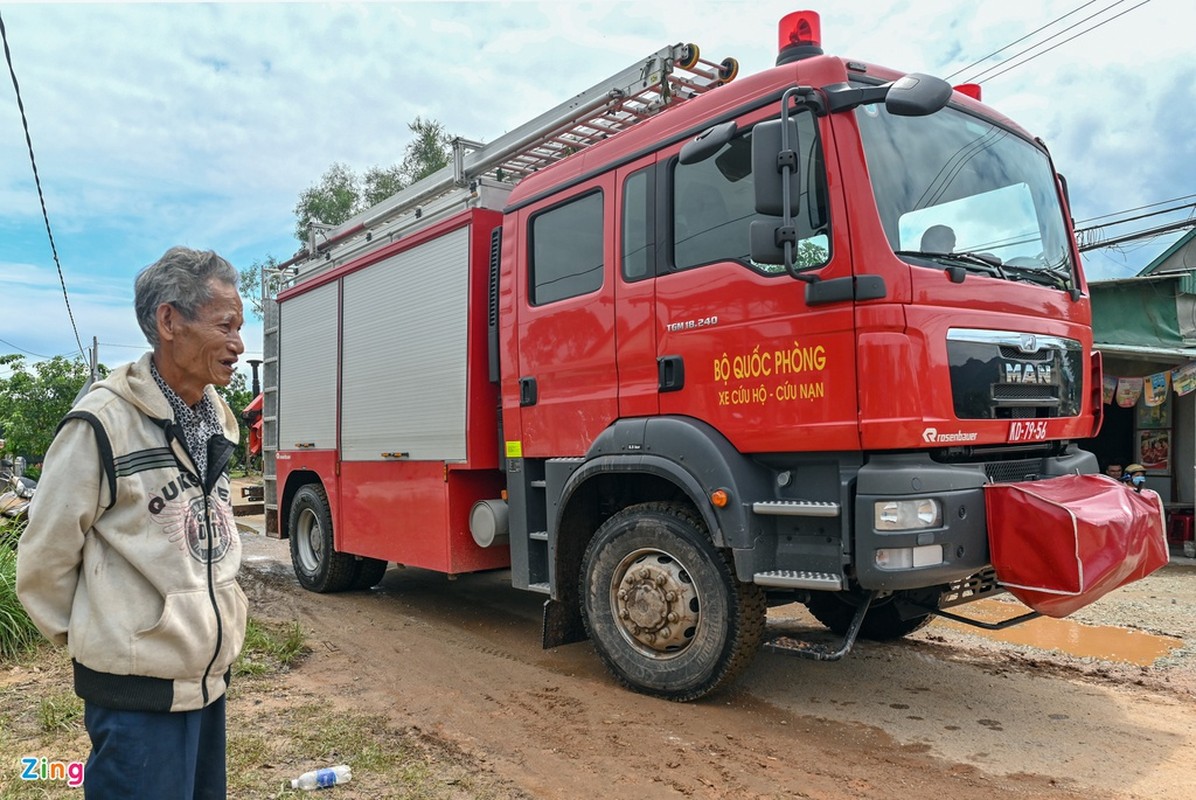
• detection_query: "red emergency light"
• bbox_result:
[776,10,824,65]
[954,83,982,101]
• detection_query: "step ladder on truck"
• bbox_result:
[261,10,1167,702]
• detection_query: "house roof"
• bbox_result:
[1139,227,1196,276]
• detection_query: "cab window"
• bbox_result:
[672,112,829,273]
[529,191,604,305]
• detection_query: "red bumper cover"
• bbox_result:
[984,474,1167,617]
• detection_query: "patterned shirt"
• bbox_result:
[150,359,223,483]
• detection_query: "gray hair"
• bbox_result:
[134,247,238,347]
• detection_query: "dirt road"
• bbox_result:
[238,525,1196,800]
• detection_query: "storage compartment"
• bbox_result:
[984,474,1167,617]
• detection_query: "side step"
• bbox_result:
[764,591,876,661]
[753,500,840,517]
[753,570,843,591]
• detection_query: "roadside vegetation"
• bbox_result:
[0,524,40,659]
[0,560,505,798]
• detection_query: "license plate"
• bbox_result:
[1007,420,1049,442]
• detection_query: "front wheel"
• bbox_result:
[289,483,359,593]
[581,502,765,701]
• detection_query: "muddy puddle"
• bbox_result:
[936,598,1183,665]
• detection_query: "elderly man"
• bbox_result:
[17,247,247,799]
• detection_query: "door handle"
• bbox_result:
[519,376,538,406]
[658,355,685,392]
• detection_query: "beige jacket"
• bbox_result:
[17,353,246,712]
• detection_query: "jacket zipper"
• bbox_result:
[162,419,226,708]
[201,489,223,707]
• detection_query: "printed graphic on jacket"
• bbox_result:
[149,483,235,563]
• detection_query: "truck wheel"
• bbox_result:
[806,590,935,641]
[580,502,765,701]
[289,484,359,593]
[352,557,389,590]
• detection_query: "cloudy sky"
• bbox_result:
[1,0,1193,374]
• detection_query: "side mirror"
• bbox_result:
[679,121,738,165]
[751,119,800,216]
[884,73,952,116]
[749,119,800,266]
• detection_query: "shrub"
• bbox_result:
[0,523,42,659]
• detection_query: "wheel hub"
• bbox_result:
[297,508,324,571]
[613,551,700,655]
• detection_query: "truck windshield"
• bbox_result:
[855,101,1074,289]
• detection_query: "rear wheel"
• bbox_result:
[352,557,389,590]
[581,502,765,701]
[806,589,936,640]
[289,484,359,593]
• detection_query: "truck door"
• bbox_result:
[514,174,619,456]
[614,156,660,418]
[653,110,859,453]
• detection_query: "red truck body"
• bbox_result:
[265,12,1163,700]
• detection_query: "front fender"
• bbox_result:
[558,417,771,550]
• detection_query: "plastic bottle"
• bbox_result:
[290,764,352,790]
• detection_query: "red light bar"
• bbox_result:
[776,10,824,65]
[779,10,821,50]
[954,83,982,101]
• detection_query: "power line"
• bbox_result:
[945,0,1101,81]
[1074,202,1196,237]
[1079,218,1194,252]
[1075,193,1196,226]
[0,9,86,362]
[0,336,54,359]
[967,0,1151,85]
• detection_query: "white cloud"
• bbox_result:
[0,0,1191,358]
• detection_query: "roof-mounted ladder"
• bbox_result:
[280,42,739,274]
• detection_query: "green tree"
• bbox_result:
[252,118,456,318]
[215,370,254,473]
[398,116,452,186]
[291,118,455,244]
[362,164,406,208]
[238,255,291,322]
[292,161,360,244]
[0,355,102,460]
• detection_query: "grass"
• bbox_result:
[0,590,514,798]
[0,522,43,659]
[234,618,308,678]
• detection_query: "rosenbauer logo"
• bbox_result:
[922,427,979,444]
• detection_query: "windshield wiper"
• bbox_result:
[895,249,1008,279]
[998,263,1071,290]
[896,249,1077,292]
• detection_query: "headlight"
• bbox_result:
[874,498,942,531]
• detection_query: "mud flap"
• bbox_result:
[542,599,588,649]
[985,474,1167,618]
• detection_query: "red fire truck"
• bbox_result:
[262,11,1166,700]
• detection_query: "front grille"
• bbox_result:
[949,329,1082,420]
[999,345,1052,361]
[985,458,1042,484]
[991,384,1060,402]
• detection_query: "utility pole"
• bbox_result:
[247,358,262,396]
